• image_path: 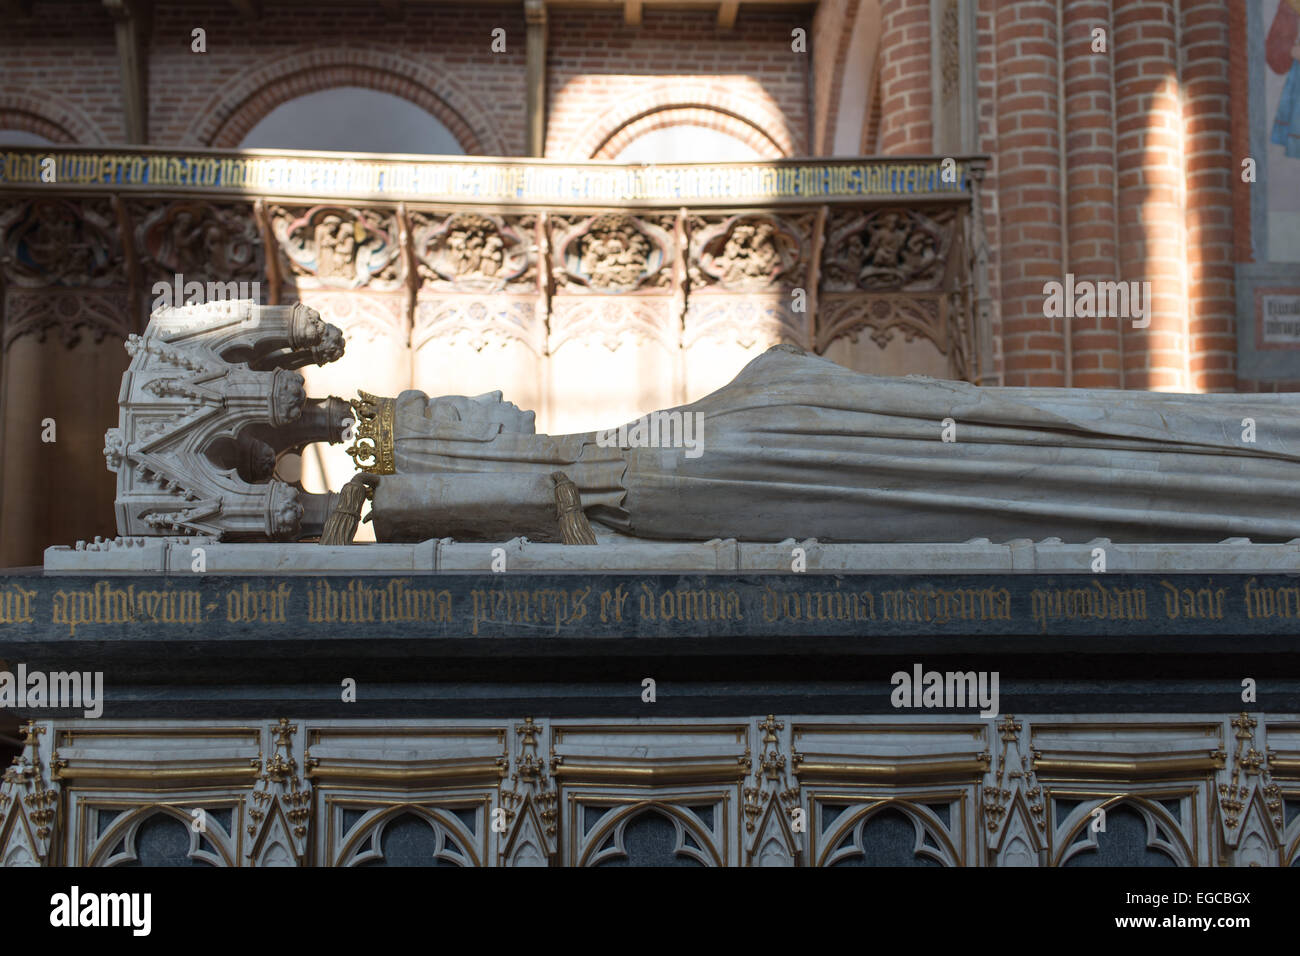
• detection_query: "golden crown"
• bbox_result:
[345,390,396,474]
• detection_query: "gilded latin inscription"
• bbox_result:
[1029,581,1148,634]
[307,578,452,624]
[1243,577,1300,619]
[4,575,1297,640]
[761,586,876,623]
[0,583,37,624]
[470,586,591,635]
[879,586,1011,624]
[638,583,742,623]
[1159,580,1227,621]
[50,581,204,636]
[0,151,969,203]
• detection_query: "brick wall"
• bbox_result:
[2,5,810,160]
[0,1,123,144]
[1,2,528,153]
[151,3,527,152]
[1114,0,1189,391]
[974,0,1005,384]
[0,0,1262,394]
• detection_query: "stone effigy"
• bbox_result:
[362,346,1300,545]
[106,301,1300,547]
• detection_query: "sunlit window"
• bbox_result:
[611,125,760,163]
[238,86,464,155]
[0,130,54,146]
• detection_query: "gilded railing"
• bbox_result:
[1,146,982,206]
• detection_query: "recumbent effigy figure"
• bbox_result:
[350,345,1300,546]
[107,301,1300,547]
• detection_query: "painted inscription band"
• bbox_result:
[1,574,1296,640]
[0,150,973,204]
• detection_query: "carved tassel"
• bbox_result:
[320,474,378,545]
[552,471,597,545]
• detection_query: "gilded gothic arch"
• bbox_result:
[0,91,108,145]
[1055,796,1193,868]
[90,805,233,867]
[817,799,960,867]
[183,46,507,155]
[336,804,481,867]
[567,80,799,160]
[579,802,724,867]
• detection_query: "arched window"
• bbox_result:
[238,87,465,155]
[611,125,761,163]
[0,130,54,146]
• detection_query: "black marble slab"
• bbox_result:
[2,572,1297,717]
[2,572,1297,645]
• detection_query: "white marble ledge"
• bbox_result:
[42,535,1300,574]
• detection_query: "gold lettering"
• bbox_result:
[0,584,36,624]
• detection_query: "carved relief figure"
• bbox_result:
[0,199,118,287]
[690,214,804,291]
[414,212,536,294]
[825,209,948,292]
[719,221,778,283]
[578,215,651,289]
[315,215,358,280]
[272,206,401,289]
[136,201,262,284]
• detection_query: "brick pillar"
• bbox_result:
[995,0,1066,386]
[1063,0,1123,388]
[878,0,932,154]
[1228,0,1252,269]
[1181,0,1236,392]
[1114,0,1188,391]
[974,0,1004,383]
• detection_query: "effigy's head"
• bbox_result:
[444,391,537,435]
[347,389,536,475]
[398,390,535,437]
